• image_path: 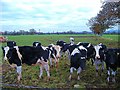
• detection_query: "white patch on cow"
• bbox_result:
[41,57,45,61]
[16,66,22,81]
[70,37,74,45]
[87,43,91,48]
[36,43,39,46]
[55,45,61,58]
[44,64,50,77]
[37,59,41,63]
[107,70,110,75]
[112,70,116,76]
[77,67,82,74]
[78,46,87,51]
[117,53,119,55]
[4,46,10,60]
[94,45,102,58]
[70,67,76,74]
[50,44,61,58]
[14,46,22,60]
[63,42,66,45]
[70,37,74,41]
[77,42,81,45]
[39,65,43,78]
[71,48,80,56]
[16,66,22,74]
[41,46,47,50]
[81,57,86,59]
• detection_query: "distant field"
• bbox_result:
[2,34,119,47]
[1,34,120,89]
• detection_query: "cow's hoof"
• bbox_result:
[47,77,50,81]
[51,65,54,68]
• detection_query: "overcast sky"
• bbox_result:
[0,0,103,32]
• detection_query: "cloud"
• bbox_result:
[0,0,103,32]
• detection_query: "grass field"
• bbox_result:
[1,34,120,89]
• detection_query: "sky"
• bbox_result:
[0,0,104,33]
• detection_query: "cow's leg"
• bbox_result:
[100,61,104,76]
[16,66,22,82]
[69,67,74,81]
[49,58,53,67]
[112,70,116,83]
[91,58,94,66]
[39,65,43,79]
[107,69,110,82]
[77,67,82,80]
[52,54,58,68]
[94,60,99,76]
[44,64,50,80]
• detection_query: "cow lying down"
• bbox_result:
[2,41,57,82]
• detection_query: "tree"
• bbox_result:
[87,1,119,35]
[29,29,36,35]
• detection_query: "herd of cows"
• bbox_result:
[2,37,120,83]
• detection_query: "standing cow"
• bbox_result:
[105,48,120,82]
[2,41,56,82]
[94,43,107,76]
[69,45,87,80]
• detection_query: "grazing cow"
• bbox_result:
[105,48,120,82]
[69,45,87,80]
[2,42,56,82]
[94,43,107,76]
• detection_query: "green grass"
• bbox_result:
[1,34,120,89]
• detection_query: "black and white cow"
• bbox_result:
[2,42,56,82]
[33,42,61,68]
[77,42,95,65]
[94,43,107,76]
[105,48,120,82]
[48,44,61,68]
[68,45,87,80]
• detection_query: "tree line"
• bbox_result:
[1,29,118,35]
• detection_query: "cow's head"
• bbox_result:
[56,40,66,47]
[94,44,107,60]
[7,41,16,48]
[106,49,117,65]
[2,46,22,65]
[2,46,14,62]
[78,46,87,60]
[33,42,41,47]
